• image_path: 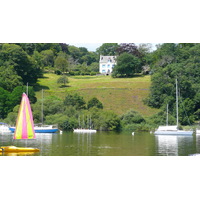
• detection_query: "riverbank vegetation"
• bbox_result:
[1,43,200,132]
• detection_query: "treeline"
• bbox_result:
[0,43,100,90]
[145,43,200,125]
[4,92,147,132]
[0,42,151,120]
[2,43,200,130]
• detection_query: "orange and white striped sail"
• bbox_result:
[14,93,36,139]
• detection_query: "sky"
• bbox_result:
[69,43,159,52]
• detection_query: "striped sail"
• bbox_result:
[14,93,36,139]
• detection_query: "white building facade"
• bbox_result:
[99,55,117,74]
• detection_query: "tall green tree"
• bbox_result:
[0,43,42,85]
[0,66,23,91]
[112,52,142,77]
[41,49,54,67]
[64,93,86,110]
[54,52,69,73]
[0,87,11,118]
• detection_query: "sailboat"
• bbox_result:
[0,93,40,153]
[74,115,97,133]
[9,89,59,133]
[154,79,193,135]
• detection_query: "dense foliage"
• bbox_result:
[145,43,200,125]
[2,42,200,131]
[112,53,142,77]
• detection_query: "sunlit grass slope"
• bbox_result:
[35,73,159,117]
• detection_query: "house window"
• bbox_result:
[112,64,115,68]
[102,65,105,68]
[102,70,106,73]
[107,64,110,68]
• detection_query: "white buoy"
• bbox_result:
[60,130,63,134]
[132,132,134,136]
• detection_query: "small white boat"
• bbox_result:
[0,122,11,134]
[155,125,193,135]
[73,129,97,133]
[74,115,96,133]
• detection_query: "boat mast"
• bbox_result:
[41,89,44,125]
[166,104,168,126]
[176,79,179,127]
[78,115,81,128]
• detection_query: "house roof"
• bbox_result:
[99,55,117,63]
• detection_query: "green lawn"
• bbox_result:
[35,73,159,117]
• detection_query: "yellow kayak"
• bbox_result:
[0,146,40,153]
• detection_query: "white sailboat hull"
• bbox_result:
[154,126,193,135]
[154,130,193,135]
[73,129,97,133]
[0,125,11,134]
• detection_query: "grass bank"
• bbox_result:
[35,74,159,117]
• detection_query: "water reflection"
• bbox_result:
[155,135,194,156]
[75,132,95,156]
[0,131,198,156]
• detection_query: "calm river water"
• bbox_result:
[0,131,200,156]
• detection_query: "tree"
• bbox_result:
[41,49,54,67]
[9,86,37,109]
[87,97,103,109]
[32,50,44,69]
[0,43,42,85]
[121,109,145,125]
[57,75,69,86]
[120,109,146,130]
[96,43,119,56]
[0,87,11,118]
[0,65,23,91]
[59,43,70,54]
[68,46,81,61]
[117,43,141,57]
[89,62,99,72]
[64,93,86,110]
[112,53,142,77]
[55,52,69,73]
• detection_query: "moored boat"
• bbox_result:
[155,125,193,135]
[0,122,11,134]
[154,79,193,136]
[73,129,97,133]
[9,124,59,133]
[0,146,39,152]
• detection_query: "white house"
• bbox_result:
[99,55,117,74]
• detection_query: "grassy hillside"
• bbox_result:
[35,74,159,117]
